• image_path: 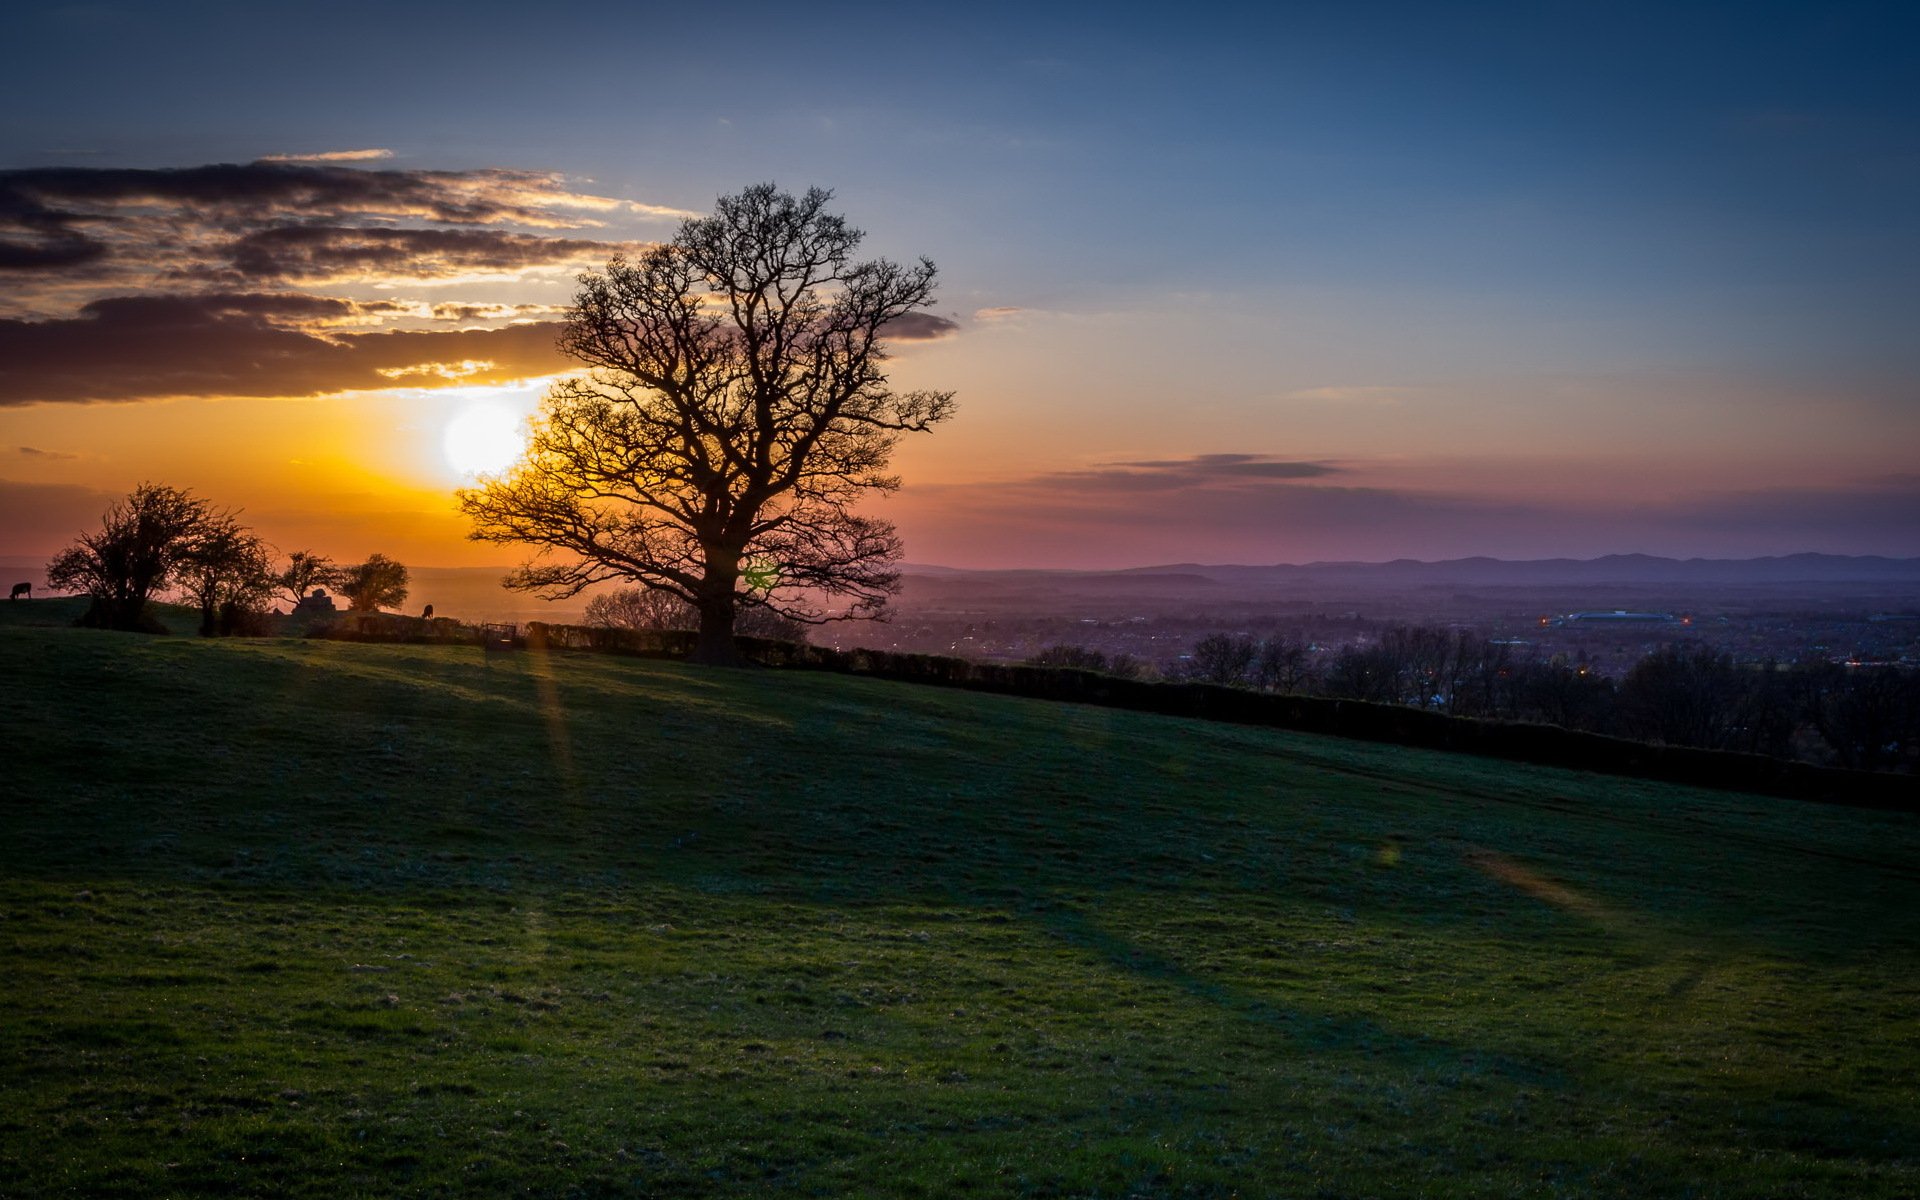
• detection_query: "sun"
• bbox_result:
[442,402,526,477]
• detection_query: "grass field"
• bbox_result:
[3,598,1917,1197]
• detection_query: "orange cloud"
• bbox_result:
[0,295,564,405]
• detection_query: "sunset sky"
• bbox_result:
[3,0,1916,570]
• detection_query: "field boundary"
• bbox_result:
[305,613,1918,811]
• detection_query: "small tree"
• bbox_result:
[1797,661,1919,772]
[278,550,342,608]
[1251,636,1313,693]
[1183,634,1259,686]
[338,553,410,612]
[177,516,275,636]
[1025,644,1112,672]
[46,482,214,631]
[458,184,955,666]
[1619,643,1743,749]
[584,585,806,641]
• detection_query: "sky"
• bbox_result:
[3,0,1917,570]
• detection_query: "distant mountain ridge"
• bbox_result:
[902,553,1920,586]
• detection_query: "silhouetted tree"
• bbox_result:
[1511,660,1616,731]
[1438,632,1512,717]
[277,550,342,608]
[458,184,955,666]
[1023,644,1150,679]
[1797,662,1919,772]
[338,553,410,612]
[1320,644,1400,703]
[1619,643,1744,749]
[45,482,214,631]
[1184,633,1259,686]
[1026,644,1112,671]
[1252,636,1314,693]
[177,516,275,636]
[585,585,806,642]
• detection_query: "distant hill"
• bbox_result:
[904,553,1920,587]
[8,552,1916,624]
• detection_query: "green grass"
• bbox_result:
[3,602,1917,1197]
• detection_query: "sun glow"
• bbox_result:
[442,401,527,477]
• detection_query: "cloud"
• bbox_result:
[259,148,396,163]
[429,302,567,323]
[890,467,1533,568]
[881,312,961,341]
[1023,454,1342,494]
[887,462,1920,568]
[202,224,635,285]
[0,161,953,404]
[973,306,1025,321]
[0,162,672,304]
[17,446,79,460]
[0,295,565,405]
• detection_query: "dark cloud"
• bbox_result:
[77,292,416,326]
[0,222,103,270]
[0,295,565,405]
[0,162,665,309]
[201,225,631,284]
[1,162,617,237]
[881,312,961,341]
[430,302,565,322]
[18,446,79,460]
[0,161,959,402]
[1109,453,1341,479]
[1023,454,1342,494]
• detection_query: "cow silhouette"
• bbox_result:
[8,582,28,601]
[422,603,434,619]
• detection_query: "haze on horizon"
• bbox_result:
[3,1,1916,572]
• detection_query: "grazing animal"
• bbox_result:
[422,603,434,619]
[8,582,28,601]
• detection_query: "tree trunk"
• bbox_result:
[687,592,744,667]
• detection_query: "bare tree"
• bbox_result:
[585,585,806,642]
[1026,644,1114,672]
[458,184,955,666]
[1252,636,1314,693]
[1184,634,1260,686]
[177,517,275,636]
[46,483,215,631]
[1619,642,1744,749]
[1797,661,1919,772]
[277,550,341,608]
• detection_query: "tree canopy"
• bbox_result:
[47,483,218,631]
[338,553,410,612]
[457,184,955,665]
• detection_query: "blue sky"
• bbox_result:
[3,1,1916,565]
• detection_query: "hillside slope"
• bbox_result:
[3,620,1917,1197]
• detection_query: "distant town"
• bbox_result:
[815,558,1920,678]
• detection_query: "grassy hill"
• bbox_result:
[3,602,1917,1197]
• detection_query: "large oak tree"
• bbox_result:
[458,185,955,665]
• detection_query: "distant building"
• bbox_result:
[1563,610,1675,624]
[291,588,338,618]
